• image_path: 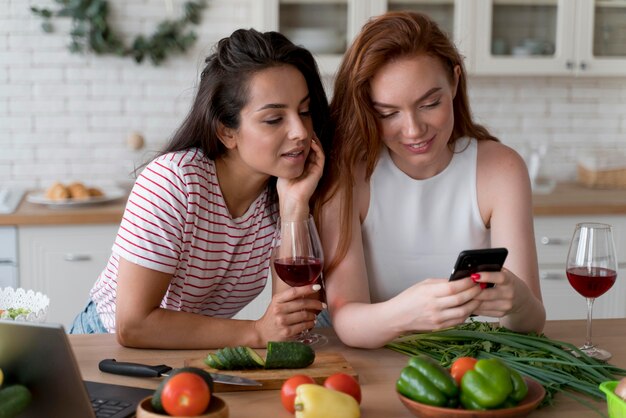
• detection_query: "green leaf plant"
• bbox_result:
[31,0,207,65]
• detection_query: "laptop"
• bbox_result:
[0,320,153,418]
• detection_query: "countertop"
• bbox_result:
[70,319,625,418]
[533,182,626,216]
[0,195,127,226]
[1,182,626,226]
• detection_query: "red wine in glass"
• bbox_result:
[566,267,616,298]
[273,256,322,287]
[566,222,618,361]
[272,216,326,345]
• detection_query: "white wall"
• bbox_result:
[2,0,626,189]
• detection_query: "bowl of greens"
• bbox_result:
[0,287,49,322]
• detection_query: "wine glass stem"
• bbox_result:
[584,297,595,349]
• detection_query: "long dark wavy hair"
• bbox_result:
[315,11,498,274]
[157,28,332,206]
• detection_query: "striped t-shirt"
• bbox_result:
[90,148,278,332]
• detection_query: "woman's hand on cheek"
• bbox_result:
[277,135,325,219]
[254,283,325,344]
[395,278,482,332]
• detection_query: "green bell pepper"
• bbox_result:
[460,358,528,410]
[508,366,528,402]
[396,355,459,407]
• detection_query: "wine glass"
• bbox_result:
[566,222,618,361]
[272,215,326,345]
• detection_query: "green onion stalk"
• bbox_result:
[386,321,626,415]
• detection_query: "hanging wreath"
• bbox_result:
[31,0,207,66]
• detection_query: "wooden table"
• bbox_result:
[70,319,626,417]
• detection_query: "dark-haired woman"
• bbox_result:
[315,11,545,348]
[70,29,331,349]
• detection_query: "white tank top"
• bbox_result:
[362,137,490,303]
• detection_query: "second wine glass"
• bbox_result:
[272,215,326,345]
[566,222,618,361]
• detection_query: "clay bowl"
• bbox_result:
[136,395,228,418]
[398,377,545,418]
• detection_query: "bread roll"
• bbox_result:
[88,187,104,197]
[67,182,90,200]
[45,182,70,200]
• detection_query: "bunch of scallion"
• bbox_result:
[386,321,626,415]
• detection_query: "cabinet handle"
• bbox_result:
[541,272,564,280]
[540,236,566,245]
[64,254,92,262]
[0,259,15,265]
[580,61,587,70]
[566,60,574,70]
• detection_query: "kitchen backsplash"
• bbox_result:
[2,0,626,189]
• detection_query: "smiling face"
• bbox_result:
[220,64,313,181]
[370,54,459,180]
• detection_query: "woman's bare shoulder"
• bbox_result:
[477,140,528,176]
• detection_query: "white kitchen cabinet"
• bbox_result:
[474,0,626,76]
[534,215,626,320]
[253,0,471,76]
[18,224,118,329]
[255,0,626,76]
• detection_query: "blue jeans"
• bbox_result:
[315,309,332,328]
[69,300,108,334]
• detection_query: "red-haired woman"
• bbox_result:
[315,11,545,348]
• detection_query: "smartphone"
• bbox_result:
[449,248,508,288]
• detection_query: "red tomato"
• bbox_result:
[450,357,478,385]
[161,372,211,417]
[323,373,361,404]
[281,374,316,413]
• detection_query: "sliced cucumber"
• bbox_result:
[204,353,224,370]
[204,342,313,370]
[237,346,265,369]
[264,341,315,369]
[224,347,247,369]
[215,349,235,370]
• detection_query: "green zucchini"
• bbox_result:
[224,347,247,369]
[237,346,265,369]
[0,385,32,418]
[204,341,314,371]
[215,349,235,370]
[204,353,224,370]
[264,341,315,369]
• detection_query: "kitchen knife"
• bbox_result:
[98,359,262,387]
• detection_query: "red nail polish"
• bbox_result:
[470,273,481,282]
[480,283,488,289]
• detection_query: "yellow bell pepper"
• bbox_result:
[294,384,360,418]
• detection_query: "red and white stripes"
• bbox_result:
[90,149,278,332]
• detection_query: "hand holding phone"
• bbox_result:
[449,248,508,288]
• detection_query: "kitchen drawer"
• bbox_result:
[534,215,626,265]
[535,215,626,320]
[18,224,118,328]
[540,267,624,320]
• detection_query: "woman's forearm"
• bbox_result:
[332,300,407,349]
[116,308,262,349]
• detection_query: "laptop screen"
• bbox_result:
[0,320,151,418]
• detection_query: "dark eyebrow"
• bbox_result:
[372,87,442,108]
[256,94,310,112]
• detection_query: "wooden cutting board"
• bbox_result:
[185,352,358,392]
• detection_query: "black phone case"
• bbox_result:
[449,248,508,288]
